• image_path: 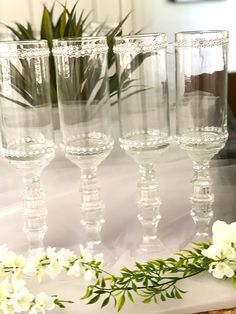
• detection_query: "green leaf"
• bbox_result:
[54,7,67,38]
[127,291,134,303]
[81,287,93,300]
[117,295,125,312]
[40,5,54,49]
[27,22,34,37]
[15,23,34,39]
[5,25,25,40]
[175,290,183,299]
[132,282,137,292]
[142,297,151,304]
[87,294,100,305]
[101,297,110,308]
[101,278,106,288]
[5,1,132,106]
[160,294,166,302]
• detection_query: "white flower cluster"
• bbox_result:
[202,220,236,279]
[0,245,102,313]
[0,278,54,314]
[23,246,102,282]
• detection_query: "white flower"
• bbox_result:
[0,278,34,314]
[94,253,104,263]
[212,221,231,244]
[23,256,44,282]
[3,252,25,278]
[24,247,64,281]
[57,248,77,268]
[80,246,93,263]
[84,269,94,281]
[67,261,81,277]
[29,292,55,314]
[44,251,62,279]
[202,243,236,261]
[202,244,222,260]
[212,220,236,246]
[9,280,34,313]
[209,261,234,279]
[80,246,103,264]
[0,278,10,302]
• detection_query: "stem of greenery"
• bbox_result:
[82,243,212,311]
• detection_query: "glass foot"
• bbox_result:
[132,239,172,262]
[84,242,116,268]
[180,232,211,250]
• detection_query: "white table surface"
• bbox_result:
[0,112,236,313]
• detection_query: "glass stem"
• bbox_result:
[80,167,105,251]
[137,163,161,245]
[22,170,47,250]
[190,160,214,241]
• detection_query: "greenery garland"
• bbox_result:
[1,220,236,313]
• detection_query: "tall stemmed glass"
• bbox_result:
[175,30,229,243]
[53,37,114,258]
[0,40,55,250]
[114,34,170,260]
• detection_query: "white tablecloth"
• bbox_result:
[0,114,236,313]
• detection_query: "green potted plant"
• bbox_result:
[6,1,130,108]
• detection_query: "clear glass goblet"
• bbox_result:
[175,30,229,244]
[114,33,171,260]
[52,37,114,259]
[0,40,55,250]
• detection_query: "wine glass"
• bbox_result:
[52,37,114,259]
[175,30,229,244]
[114,33,171,260]
[0,40,55,250]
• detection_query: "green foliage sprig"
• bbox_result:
[82,243,212,311]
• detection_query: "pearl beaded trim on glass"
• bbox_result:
[2,146,55,159]
[175,37,229,48]
[0,48,50,59]
[1,137,55,159]
[52,43,108,57]
[61,133,114,156]
[62,141,114,155]
[113,40,168,55]
[119,130,170,149]
[175,127,228,145]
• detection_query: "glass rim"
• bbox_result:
[115,32,167,41]
[175,30,229,48]
[53,36,106,44]
[175,30,228,37]
[52,36,108,57]
[114,33,168,54]
[0,39,48,46]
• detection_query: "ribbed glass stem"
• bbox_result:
[190,161,214,241]
[137,163,162,245]
[80,168,105,251]
[22,171,47,250]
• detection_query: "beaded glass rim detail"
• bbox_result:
[119,130,170,149]
[61,140,114,155]
[52,43,108,57]
[1,146,55,158]
[113,41,168,55]
[174,37,229,48]
[0,48,50,59]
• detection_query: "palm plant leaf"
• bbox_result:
[5,1,147,108]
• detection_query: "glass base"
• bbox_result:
[132,238,172,262]
[180,232,211,250]
[85,242,116,268]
